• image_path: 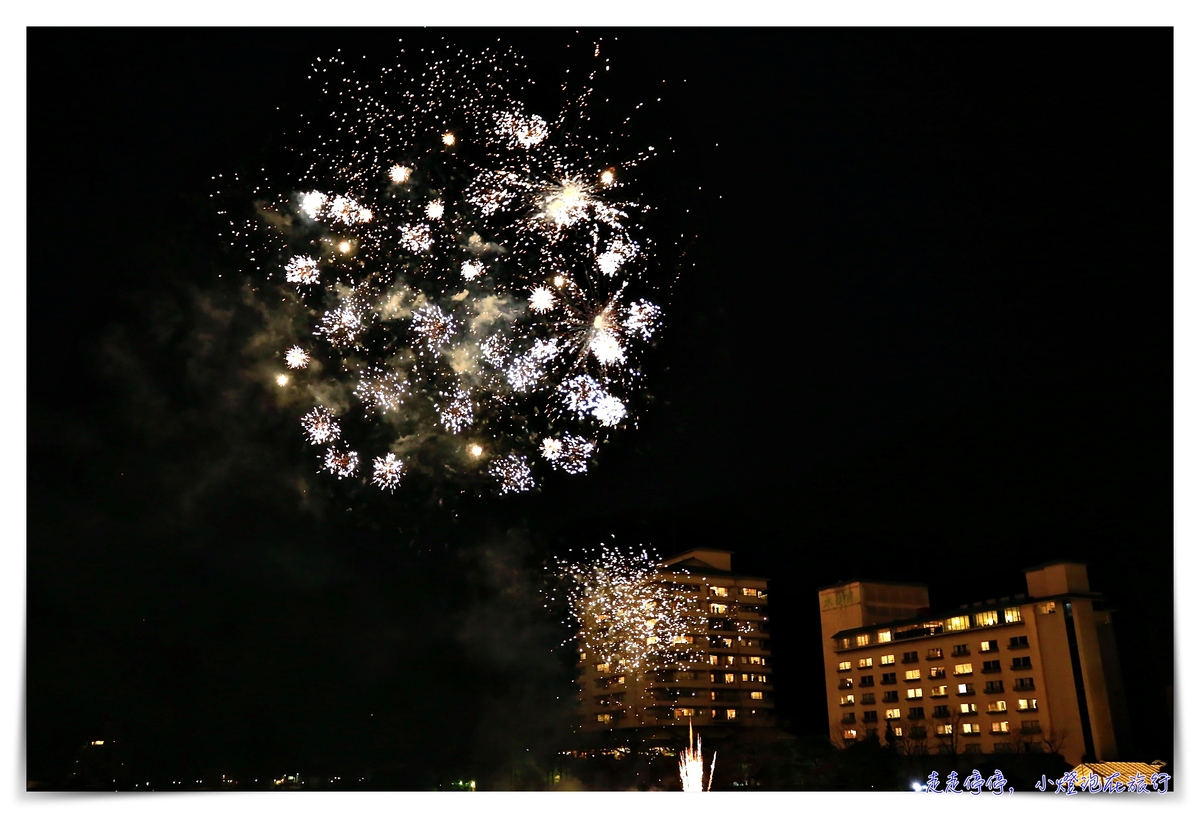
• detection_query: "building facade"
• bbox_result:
[818,561,1130,765]
[577,548,776,736]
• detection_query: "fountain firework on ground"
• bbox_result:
[221,39,667,495]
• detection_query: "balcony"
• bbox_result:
[928,670,946,679]
[926,650,943,660]
[1020,725,1043,735]
[930,691,948,699]
[981,665,1002,674]
[1017,705,1039,713]
[989,729,1010,736]
[839,700,854,708]
[1013,683,1036,692]
[956,688,976,697]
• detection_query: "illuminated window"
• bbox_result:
[675,708,696,718]
[838,637,851,649]
[946,615,970,631]
[645,636,658,645]
[936,724,954,735]
[579,652,586,660]
[892,726,903,736]
[708,655,719,665]
[957,683,974,694]
[988,701,1007,713]
[750,691,764,700]
[740,588,758,597]
[881,654,895,666]
[929,667,946,678]
[859,657,873,668]
[974,610,999,627]
[843,729,857,740]
[954,663,973,676]
[885,708,901,720]
[927,648,943,660]
[962,723,981,735]
[840,694,855,706]
[746,656,764,666]
[1018,699,1038,712]
[980,640,998,652]
[838,661,852,671]
[595,663,610,673]
[960,703,977,714]
[1038,602,1057,614]
[907,688,923,700]
[930,685,948,697]
[596,714,612,724]
[991,721,1009,734]
[709,603,727,615]
[855,634,871,647]
[90,740,104,746]
[725,709,738,720]
[905,669,921,681]
[710,586,729,597]
[1004,607,1022,624]
[838,679,853,690]
[877,630,892,643]
[724,673,735,684]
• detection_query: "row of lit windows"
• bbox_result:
[840,656,1032,678]
[839,607,1025,649]
[707,586,767,599]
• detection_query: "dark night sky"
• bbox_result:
[25,27,1172,788]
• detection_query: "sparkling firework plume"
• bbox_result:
[225,40,665,495]
[679,721,716,792]
[551,545,705,674]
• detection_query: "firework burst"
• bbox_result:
[552,545,705,673]
[227,39,667,495]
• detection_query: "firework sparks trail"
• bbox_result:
[679,721,715,792]
[226,40,668,495]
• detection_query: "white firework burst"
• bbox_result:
[372,453,405,491]
[389,164,412,183]
[529,286,556,313]
[460,260,485,281]
[495,111,549,148]
[399,223,434,253]
[410,304,456,352]
[588,330,626,366]
[541,432,594,474]
[284,255,320,286]
[284,346,311,369]
[323,447,360,478]
[591,394,627,427]
[301,406,341,445]
[488,453,534,494]
[435,386,473,433]
[623,299,661,341]
[425,199,445,220]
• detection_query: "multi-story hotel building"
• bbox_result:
[577,548,776,736]
[818,561,1130,765]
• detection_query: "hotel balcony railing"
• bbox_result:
[984,685,1005,695]
[951,648,970,657]
[928,671,946,679]
[839,700,855,707]
[981,666,1002,674]
[1013,683,1036,691]
[1019,725,1043,735]
[990,729,1010,736]
[986,709,1008,716]
[1007,641,1030,650]
[956,689,976,696]
[1017,706,1039,712]
[901,655,919,664]
[926,651,943,660]
[929,692,948,699]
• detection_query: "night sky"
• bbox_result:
[26,27,1172,789]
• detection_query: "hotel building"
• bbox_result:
[818,561,1130,765]
[577,548,776,736]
